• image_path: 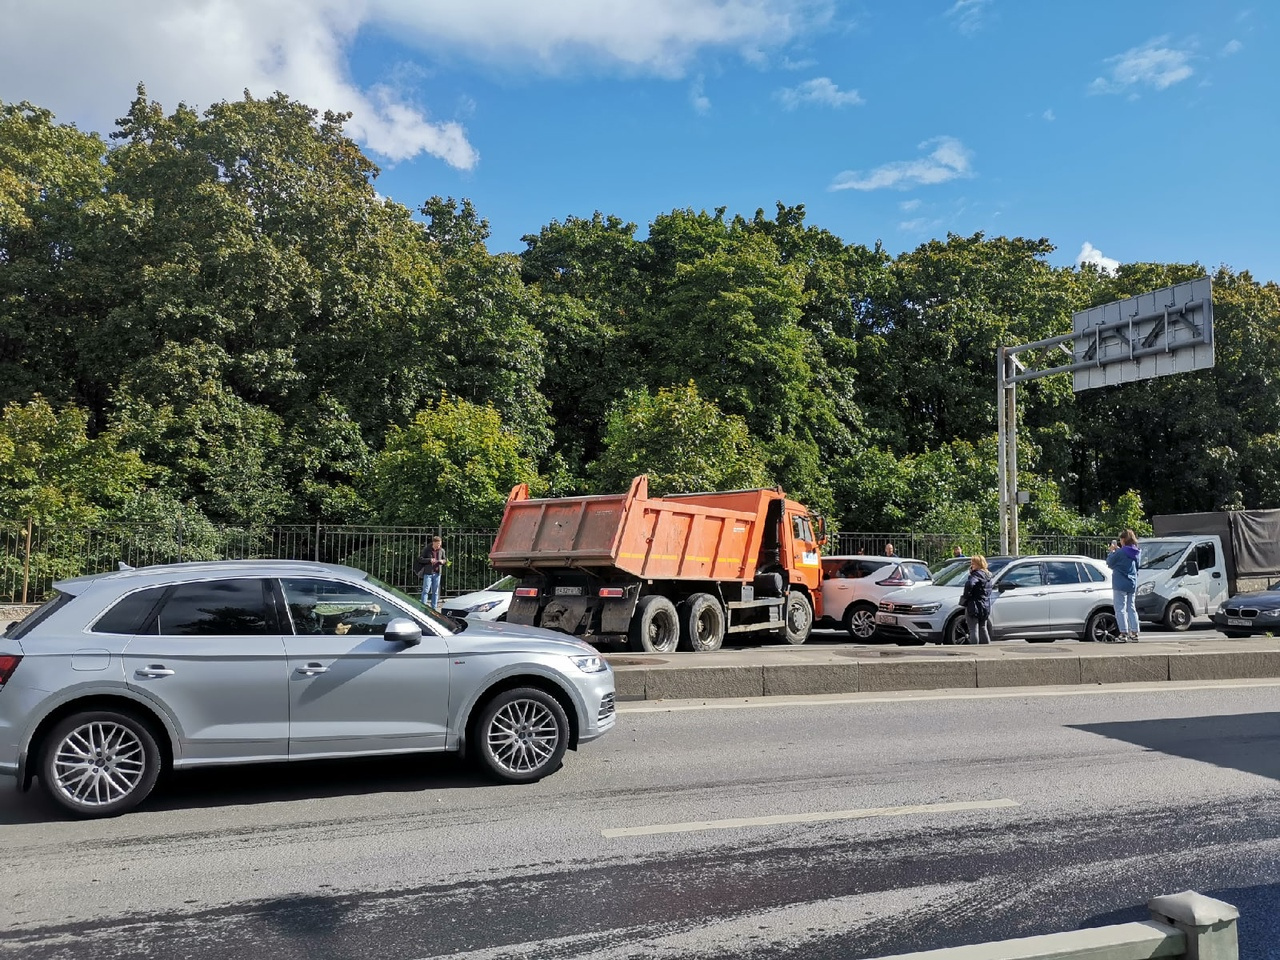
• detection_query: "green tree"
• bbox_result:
[591,383,768,496]
[364,395,539,526]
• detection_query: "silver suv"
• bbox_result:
[877,555,1117,645]
[0,560,616,818]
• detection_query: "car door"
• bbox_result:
[121,578,289,762]
[278,576,452,758]
[990,561,1051,638]
[1041,560,1094,636]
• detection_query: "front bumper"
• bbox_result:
[574,671,617,745]
[875,606,946,644]
[1135,592,1167,621]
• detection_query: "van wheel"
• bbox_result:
[781,592,813,645]
[40,710,161,818]
[680,593,725,653]
[843,602,878,641]
[629,595,680,654]
[1164,599,1193,631]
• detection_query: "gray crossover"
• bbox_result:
[0,560,616,817]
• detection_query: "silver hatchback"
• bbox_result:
[0,560,616,818]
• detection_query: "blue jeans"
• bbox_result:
[422,572,441,608]
[1113,589,1139,634]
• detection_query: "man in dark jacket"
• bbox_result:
[415,536,447,608]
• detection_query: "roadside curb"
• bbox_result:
[606,641,1280,700]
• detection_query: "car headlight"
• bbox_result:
[467,599,503,613]
[912,603,941,615]
[1137,582,1154,596]
[571,655,608,673]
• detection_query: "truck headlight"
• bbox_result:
[1136,582,1154,596]
[571,655,608,673]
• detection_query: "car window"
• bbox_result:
[791,514,814,543]
[999,563,1044,587]
[92,586,167,635]
[933,563,971,586]
[5,590,75,640]
[154,579,276,636]
[1078,562,1106,583]
[900,562,931,582]
[1043,561,1082,585]
[1194,541,1216,570]
[281,578,402,636]
[488,575,519,592]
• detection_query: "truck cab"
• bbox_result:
[1135,536,1229,630]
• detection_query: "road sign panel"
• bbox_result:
[1071,276,1214,392]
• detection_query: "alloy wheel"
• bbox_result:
[51,721,147,809]
[485,698,562,776]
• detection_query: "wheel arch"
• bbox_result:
[20,693,175,792]
[459,672,582,757]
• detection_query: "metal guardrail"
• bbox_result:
[0,521,1116,604]
[863,891,1237,960]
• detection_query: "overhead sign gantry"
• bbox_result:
[997,277,1214,554]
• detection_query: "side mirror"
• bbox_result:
[384,617,423,646]
[1182,560,1199,577]
[997,581,1017,593]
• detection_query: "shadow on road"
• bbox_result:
[1071,712,1280,782]
[0,753,506,824]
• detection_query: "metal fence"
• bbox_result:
[1,521,1115,605]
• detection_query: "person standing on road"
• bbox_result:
[962,555,994,645]
[1107,529,1142,643]
[415,535,447,609]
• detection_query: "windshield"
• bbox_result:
[486,575,518,592]
[365,574,460,631]
[1139,540,1191,570]
[933,563,970,586]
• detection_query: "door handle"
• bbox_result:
[296,662,329,676]
[135,665,174,678]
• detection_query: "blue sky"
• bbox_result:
[2,1,1275,278]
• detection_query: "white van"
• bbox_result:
[1134,536,1229,630]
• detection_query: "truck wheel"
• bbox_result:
[781,592,813,645]
[630,595,680,654]
[843,602,878,641]
[1164,599,1193,631]
[680,593,725,653]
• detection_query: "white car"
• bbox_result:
[818,555,933,640]
[441,575,517,621]
[876,555,1117,645]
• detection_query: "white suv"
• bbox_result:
[818,555,933,640]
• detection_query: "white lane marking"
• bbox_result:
[602,798,1020,838]
[618,678,1280,713]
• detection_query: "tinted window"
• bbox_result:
[92,586,167,635]
[281,578,400,636]
[1079,562,1106,583]
[1195,541,1216,570]
[1043,561,1082,585]
[999,563,1044,587]
[5,591,75,640]
[155,579,275,636]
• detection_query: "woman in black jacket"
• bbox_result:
[962,555,994,645]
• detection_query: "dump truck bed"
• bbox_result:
[489,476,777,582]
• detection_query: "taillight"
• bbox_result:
[0,655,21,687]
[598,587,625,598]
[514,587,539,598]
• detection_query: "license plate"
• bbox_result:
[1227,618,1252,626]
[554,585,583,596]
[876,613,897,625]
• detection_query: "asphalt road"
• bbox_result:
[3,681,1279,959]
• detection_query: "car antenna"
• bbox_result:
[118,561,135,571]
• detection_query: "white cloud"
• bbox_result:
[899,199,921,212]
[829,136,974,192]
[1076,242,1120,275]
[0,0,827,168]
[1089,37,1195,95]
[776,77,863,109]
[1222,39,1243,55]
[1043,108,1055,121]
[946,0,993,36]
[691,75,712,115]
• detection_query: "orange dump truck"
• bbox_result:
[489,475,826,653]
